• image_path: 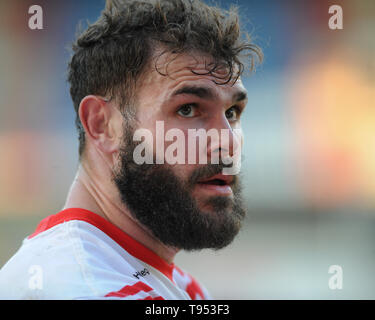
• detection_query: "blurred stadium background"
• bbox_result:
[0,0,374,299]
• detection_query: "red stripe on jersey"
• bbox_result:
[186,277,205,300]
[175,265,185,276]
[139,296,164,300]
[105,281,152,298]
[174,265,205,300]
[28,208,175,282]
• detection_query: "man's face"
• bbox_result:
[112,51,248,250]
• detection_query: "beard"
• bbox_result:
[112,126,246,251]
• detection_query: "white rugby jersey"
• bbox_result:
[0,208,211,300]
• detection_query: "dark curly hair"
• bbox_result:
[67,0,262,158]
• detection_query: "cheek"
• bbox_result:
[133,121,191,165]
[133,114,216,167]
[233,128,244,150]
[156,123,202,165]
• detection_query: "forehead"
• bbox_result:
[137,50,245,100]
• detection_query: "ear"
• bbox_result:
[78,95,121,155]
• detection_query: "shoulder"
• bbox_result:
[0,208,212,300]
[0,211,136,299]
[0,216,86,298]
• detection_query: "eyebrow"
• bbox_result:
[170,85,248,103]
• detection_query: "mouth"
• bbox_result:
[195,174,234,196]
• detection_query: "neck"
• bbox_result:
[63,157,178,264]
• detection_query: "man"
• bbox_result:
[0,0,261,299]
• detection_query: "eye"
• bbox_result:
[177,104,198,118]
[225,106,240,121]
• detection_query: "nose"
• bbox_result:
[206,114,242,165]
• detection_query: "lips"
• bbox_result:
[198,174,234,186]
[196,174,234,196]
